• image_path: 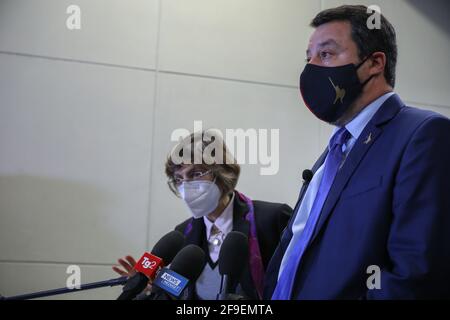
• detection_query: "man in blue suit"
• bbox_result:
[265,5,450,299]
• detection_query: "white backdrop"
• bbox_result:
[0,0,449,299]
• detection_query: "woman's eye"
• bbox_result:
[174,177,183,184]
[192,172,203,178]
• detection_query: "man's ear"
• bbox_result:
[368,51,386,76]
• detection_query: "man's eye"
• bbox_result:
[320,51,332,59]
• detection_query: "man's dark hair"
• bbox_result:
[311,5,398,87]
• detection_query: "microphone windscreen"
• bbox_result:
[218,231,248,277]
[170,244,206,281]
[151,230,185,264]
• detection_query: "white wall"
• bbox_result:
[0,0,449,299]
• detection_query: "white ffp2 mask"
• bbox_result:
[177,180,222,218]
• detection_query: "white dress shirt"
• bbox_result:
[203,192,234,262]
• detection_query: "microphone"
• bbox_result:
[217,231,249,300]
[117,230,185,300]
[151,244,206,299]
[302,169,313,184]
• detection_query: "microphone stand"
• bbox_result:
[3,276,127,300]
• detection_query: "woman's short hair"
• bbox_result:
[165,129,240,197]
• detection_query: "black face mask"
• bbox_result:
[299,57,373,123]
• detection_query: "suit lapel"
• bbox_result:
[232,194,250,235]
[182,218,206,299]
[184,217,205,246]
[298,150,328,209]
[309,94,404,244]
[232,194,258,297]
[184,217,218,267]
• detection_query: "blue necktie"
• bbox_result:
[272,127,351,300]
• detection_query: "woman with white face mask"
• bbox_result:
[113,130,292,300]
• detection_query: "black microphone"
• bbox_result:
[3,276,128,300]
[117,230,185,300]
[302,169,313,184]
[217,231,249,300]
[151,244,206,300]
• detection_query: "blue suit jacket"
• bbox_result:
[264,94,450,299]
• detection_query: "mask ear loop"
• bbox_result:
[210,174,231,205]
[361,74,375,87]
[356,54,375,87]
[355,54,372,70]
[210,170,217,184]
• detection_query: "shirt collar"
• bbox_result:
[203,192,234,239]
[333,92,395,140]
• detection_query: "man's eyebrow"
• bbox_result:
[306,39,340,57]
[318,39,340,49]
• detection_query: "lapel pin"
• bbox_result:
[364,133,373,145]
